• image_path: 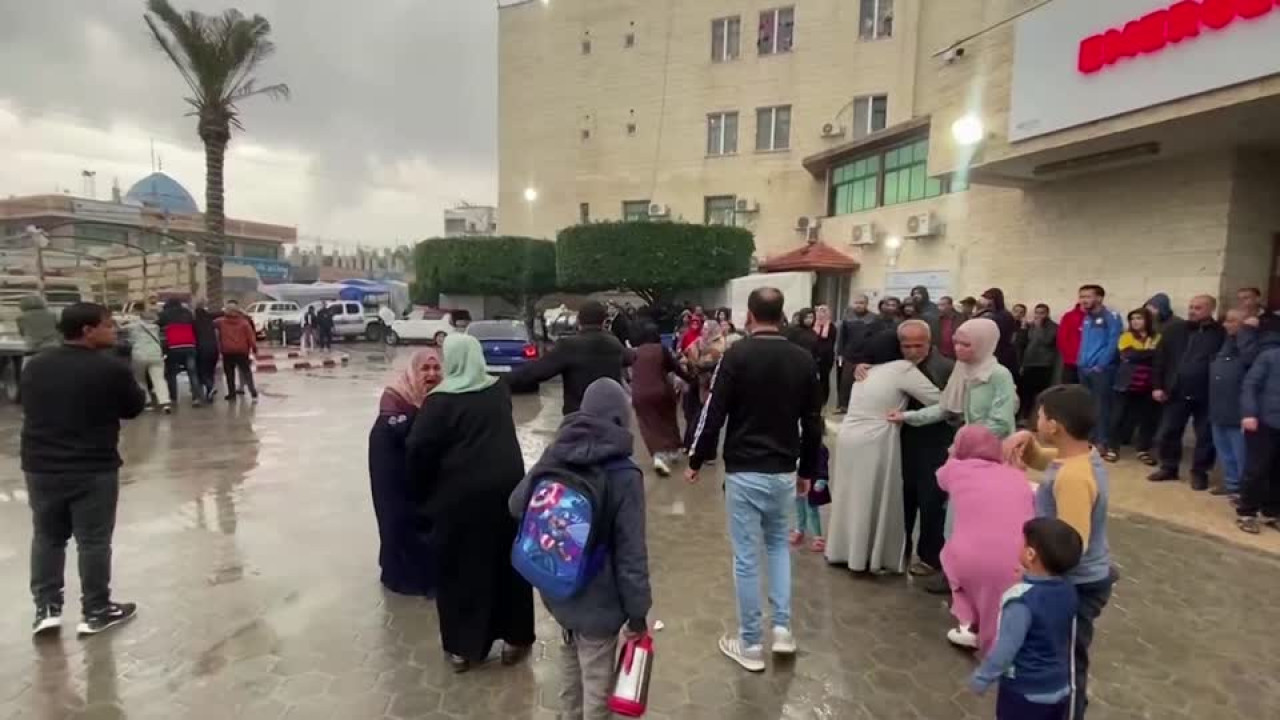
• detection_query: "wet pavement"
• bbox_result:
[0,346,1278,720]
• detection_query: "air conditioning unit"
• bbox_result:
[795,216,811,231]
[735,198,759,213]
[905,212,938,238]
[850,223,876,246]
[821,123,846,139]
[648,203,670,217]
[805,226,820,243]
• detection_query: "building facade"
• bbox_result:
[498,0,1280,314]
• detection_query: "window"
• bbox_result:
[625,32,635,48]
[622,200,651,221]
[582,35,592,54]
[828,135,966,216]
[706,111,739,156]
[239,242,279,259]
[445,218,466,234]
[859,0,893,39]
[711,16,741,62]
[757,7,794,55]
[704,196,737,226]
[831,156,880,215]
[579,203,590,224]
[852,95,888,139]
[755,105,791,151]
[883,139,944,206]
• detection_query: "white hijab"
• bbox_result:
[939,318,1001,415]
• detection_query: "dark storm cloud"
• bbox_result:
[0,0,497,220]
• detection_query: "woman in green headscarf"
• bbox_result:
[407,334,534,672]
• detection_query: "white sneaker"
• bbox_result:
[718,634,765,672]
[947,625,978,649]
[653,456,670,477]
[771,626,797,655]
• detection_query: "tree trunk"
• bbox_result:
[200,117,230,307]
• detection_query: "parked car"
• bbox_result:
[385,309,471,346]
[297,300,385,342]
[467,320,538,374]
[246,301,301,339]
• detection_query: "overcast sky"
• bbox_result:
[0,0,497,247]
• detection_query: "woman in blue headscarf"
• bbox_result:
[407,335,534,673]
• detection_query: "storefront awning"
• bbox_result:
[759,242,859,273]
[802,116,931,178]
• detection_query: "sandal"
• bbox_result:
[809,537,826,553]
[789,531,805,547]
[1102,450,1119,463]
[1237,516,1261,534]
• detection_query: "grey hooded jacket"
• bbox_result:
[17,296,60,352]
[508,379,651,637]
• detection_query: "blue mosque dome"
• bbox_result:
[124,172,199,215]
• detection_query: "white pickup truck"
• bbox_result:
[385,309,471,346]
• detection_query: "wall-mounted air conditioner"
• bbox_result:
[850,223,876,246]
[648,203,670,217]
[905,212,938,238]
[735,198,759,213]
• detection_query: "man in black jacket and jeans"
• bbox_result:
[1149,294,1225,490]
[506,301,634,415]
[20,303,145,637]
[686,287,823,672]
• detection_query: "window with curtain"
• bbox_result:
[757,7,794,55]
[711,16,741,62]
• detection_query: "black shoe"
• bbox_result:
[32,605,62,636]
[921,573,951,595]
[77,602,137,636]
[446,653,471,673]
[250,392,259,401]
[500,643,532,666]
[1190,474,1210,492]
[1146,469,1179,483]
[225,394,236,402]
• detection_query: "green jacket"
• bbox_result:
[902,364,1018,438]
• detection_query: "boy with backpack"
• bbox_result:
[508,378,651,720]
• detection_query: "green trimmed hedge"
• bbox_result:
[413,236,557,304]
[556,222,754,303]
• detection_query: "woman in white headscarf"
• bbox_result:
[892,317,1018,439]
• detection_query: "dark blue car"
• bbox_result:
[467,320,539,375]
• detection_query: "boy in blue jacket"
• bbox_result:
[1237,340,1280,533]
[970,517,1084,720]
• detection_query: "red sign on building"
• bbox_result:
[1078,0,1278,74]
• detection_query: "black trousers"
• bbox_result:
[1019,366,1055,421]
[1061,365,1079,385]
[836,362,856,410]
[1109,391,1160,452]
[1238,422,1280,518]
[901,436,950,569]
[223,353,258,397]
[196,351,219,396]
[317,327,333,350]
[165,348,201,403]
[817,357,834,408]
[1156,395,1215,476]
[27,472,119,612]
[1071,569,1117,720]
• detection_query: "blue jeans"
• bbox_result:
[725,472,794,646]
[1079,367,1115,449]
[1211,424,1246,493]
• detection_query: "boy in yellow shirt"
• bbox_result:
[1005,385,1118,720]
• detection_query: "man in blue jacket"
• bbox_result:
[1075,285,1123,455]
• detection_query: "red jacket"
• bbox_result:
[1057,304,1085,368]
[215,314,257,356]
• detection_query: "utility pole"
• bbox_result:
[26,226,47,300]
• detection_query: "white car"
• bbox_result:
[385,309,470,346]
[298,300,385,342]
[246,301,301,339]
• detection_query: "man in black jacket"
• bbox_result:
[835,294,884,413]
[686,287,823,672]
[20,303,145,638]
[1148,294,1225,490]
[506,301,634,415]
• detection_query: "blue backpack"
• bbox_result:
[511,458,634,601]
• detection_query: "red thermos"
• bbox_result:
[607,634,654,717]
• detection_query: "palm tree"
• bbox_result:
[144,0,289,305]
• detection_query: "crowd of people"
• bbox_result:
[14,276,1279,720]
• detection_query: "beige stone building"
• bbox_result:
[498,0,1280,315]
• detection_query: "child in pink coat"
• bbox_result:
[938,425,1036,656]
